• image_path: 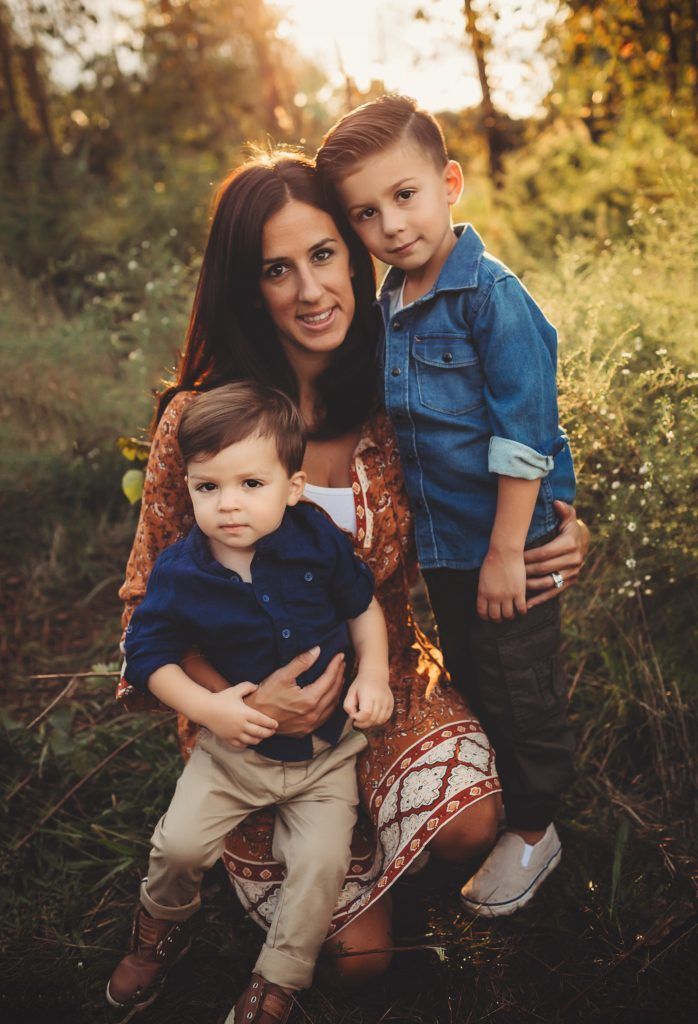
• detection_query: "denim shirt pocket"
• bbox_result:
[413,332,484,416]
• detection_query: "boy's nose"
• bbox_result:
[382,211,405,237]
[218,489,241,511]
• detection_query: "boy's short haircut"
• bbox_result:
[317,93,448,183]
[178,381,306,475]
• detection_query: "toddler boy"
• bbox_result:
[317,94,576,916]
[107,382,391,1022]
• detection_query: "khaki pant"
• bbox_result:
[140,725,367,989]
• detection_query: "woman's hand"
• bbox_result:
[244,647,346,736]
[524,500,590,608]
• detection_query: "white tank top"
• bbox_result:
[303,483,358,537]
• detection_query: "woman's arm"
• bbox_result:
[119,392,196,632]
[524,500,590,608]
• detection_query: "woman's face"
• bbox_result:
[258,200,355,367]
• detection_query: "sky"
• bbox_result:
[50,0,560,120]
[275,0,559,118]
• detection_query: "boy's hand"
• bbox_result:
[343,672,394,730]
[203,682,279,748]
[477,547,527,622]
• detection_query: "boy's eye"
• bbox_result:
[397,189,416,201]
[357,208,377,222]
[195,482,217,492]
[243,479,263,488]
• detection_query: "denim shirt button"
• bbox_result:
[261,593,270,602]
[391,367,401,377]
[442,352,453,363]
[281,628,291,639]
[304,571,313,582]
[392,320,402,330]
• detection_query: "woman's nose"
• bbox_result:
[297,266,324,304]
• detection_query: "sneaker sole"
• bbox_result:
[460,844,562,918]
[105,940,192,1012]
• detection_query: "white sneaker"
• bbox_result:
[460,824,562,917]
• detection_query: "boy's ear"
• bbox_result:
[286,470,307,506]
[443,160,464,207]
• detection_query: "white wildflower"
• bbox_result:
[627,522,637,532]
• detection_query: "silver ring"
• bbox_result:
[551,571,564,589]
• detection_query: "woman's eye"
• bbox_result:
[265,263,287,280]
[312,248,333,263]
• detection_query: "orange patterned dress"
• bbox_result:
[118,392,500,936]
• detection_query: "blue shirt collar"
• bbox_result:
[185,508,303,575]
[378,223,485,304]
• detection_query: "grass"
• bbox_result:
[1,547,695,1023]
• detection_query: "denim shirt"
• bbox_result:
[123,503,374,761]
[377,224,576,570]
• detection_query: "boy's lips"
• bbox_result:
[389,238,419,256]
[297,306,337,330]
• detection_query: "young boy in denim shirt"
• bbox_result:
[317,94,576,916]
[107,382,392,1022]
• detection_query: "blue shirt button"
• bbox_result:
[304,571,314,582]
[262,594,270,602]
[281,628,291,639]
[393,319,402,330]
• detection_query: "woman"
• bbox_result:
[118,152,588,984]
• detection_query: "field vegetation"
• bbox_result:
[1,2,696,1021]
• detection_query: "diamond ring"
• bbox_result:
[551,571,564,589]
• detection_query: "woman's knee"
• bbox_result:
[430,793,500,863]
[322,894,393,987]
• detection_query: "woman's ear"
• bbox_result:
[286,470,307,506]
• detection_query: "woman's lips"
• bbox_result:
[297,306,337,330]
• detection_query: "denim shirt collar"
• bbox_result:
[377,223,485,307]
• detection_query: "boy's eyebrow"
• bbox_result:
[261,236,337,265]
[345,178,416,211]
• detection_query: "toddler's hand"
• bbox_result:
[343,673,393,730]
[477,548,527,622]
[204,682,278,748]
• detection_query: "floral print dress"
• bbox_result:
[118,392,500,936]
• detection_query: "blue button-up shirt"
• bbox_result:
[377,224,576,570]
[124,502,374,761]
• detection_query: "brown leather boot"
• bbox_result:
[106,905,193,1010]
[223,973,296,1023]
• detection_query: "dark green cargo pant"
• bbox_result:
[423,546,576,831]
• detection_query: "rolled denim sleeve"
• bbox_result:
[472,275,565,479]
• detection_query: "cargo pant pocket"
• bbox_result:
[494,601,566,731]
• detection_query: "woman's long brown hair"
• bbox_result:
[155,153,381,439]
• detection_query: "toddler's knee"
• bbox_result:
[151,831,213,874]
